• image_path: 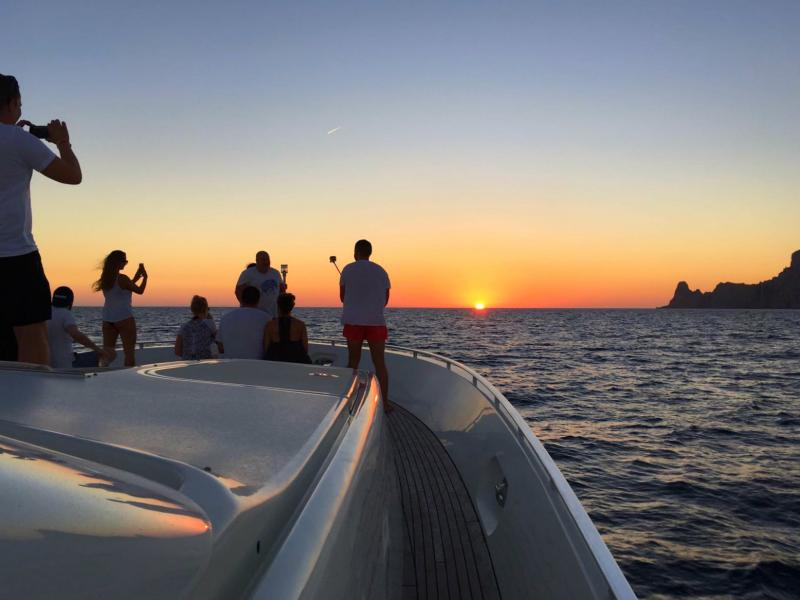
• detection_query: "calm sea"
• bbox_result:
[72,307,800,599]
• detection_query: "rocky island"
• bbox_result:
[664,250,800,308]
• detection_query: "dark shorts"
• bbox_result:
[0,251,52,327]
[343,324,388,343]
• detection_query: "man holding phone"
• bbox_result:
[0,74,83,365]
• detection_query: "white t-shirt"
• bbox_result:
[236,266,283,317]
[0,124,56,257]
[340,260,391,326]
[217,307,269,359]
[47,307,76,368]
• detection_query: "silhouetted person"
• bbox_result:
[0,321,17,362]
[340,239,391,411]
[47,286,115,368]
[93,250,148,367]
[217,286,269,359]
[264,293,311,364]
[174,295,217,360]
[235,251,286,317]
[0,74,82,365]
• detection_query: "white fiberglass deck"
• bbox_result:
[0,359,355,489]
[0,342,636,599]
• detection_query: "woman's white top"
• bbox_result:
[102,276,133,323]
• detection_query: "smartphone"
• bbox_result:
[29,125,49,139]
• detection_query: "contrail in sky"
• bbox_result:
[327,126,342,135]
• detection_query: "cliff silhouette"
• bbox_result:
[665,250,800,308]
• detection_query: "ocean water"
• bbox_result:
[72,307,800,599]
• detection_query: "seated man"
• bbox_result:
[47,286,115,368]
[264,293,311,364]
[217,286,270,359]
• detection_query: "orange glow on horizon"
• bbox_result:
[36,242,799,309]
[29,174,798,309]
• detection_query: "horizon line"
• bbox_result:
[69,305,662,310]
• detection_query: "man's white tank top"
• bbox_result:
[102,276,133,322]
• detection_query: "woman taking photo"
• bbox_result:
[93,250,147,366]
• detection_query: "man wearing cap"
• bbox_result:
[47,286,115,368]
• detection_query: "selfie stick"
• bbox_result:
[280,264,288,286]
[329,256,341,275]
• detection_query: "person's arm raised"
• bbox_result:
[136,271,148,294]
[118,273,147,295]
[132,263,145,283]
[40,120,82,185]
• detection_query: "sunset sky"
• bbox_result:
[4,1,799,308]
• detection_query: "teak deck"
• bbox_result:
[388,406,501,600]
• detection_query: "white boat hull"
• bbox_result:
[0,341,635,599]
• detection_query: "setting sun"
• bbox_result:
[474,303,486,310]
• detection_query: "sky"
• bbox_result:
[3,1,799,307]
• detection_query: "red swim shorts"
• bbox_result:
[343,324,389,343]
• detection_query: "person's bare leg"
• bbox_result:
[117,317,137,367]
[367,339,391,412]
[102,321,119,363]
[346,338,362,369]
[14,322,50,365]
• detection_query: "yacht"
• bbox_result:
[0,341,636,599]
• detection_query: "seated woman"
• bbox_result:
[174,295,217,360]
[264,293,311,364]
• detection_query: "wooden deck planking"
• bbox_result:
[399,407,472,600]
[388,405,501,600]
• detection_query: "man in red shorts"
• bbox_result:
[340,239,391,411]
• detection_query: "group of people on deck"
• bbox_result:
[173,240,392,409]
[173,251,307,363]
[1,74,392,410]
